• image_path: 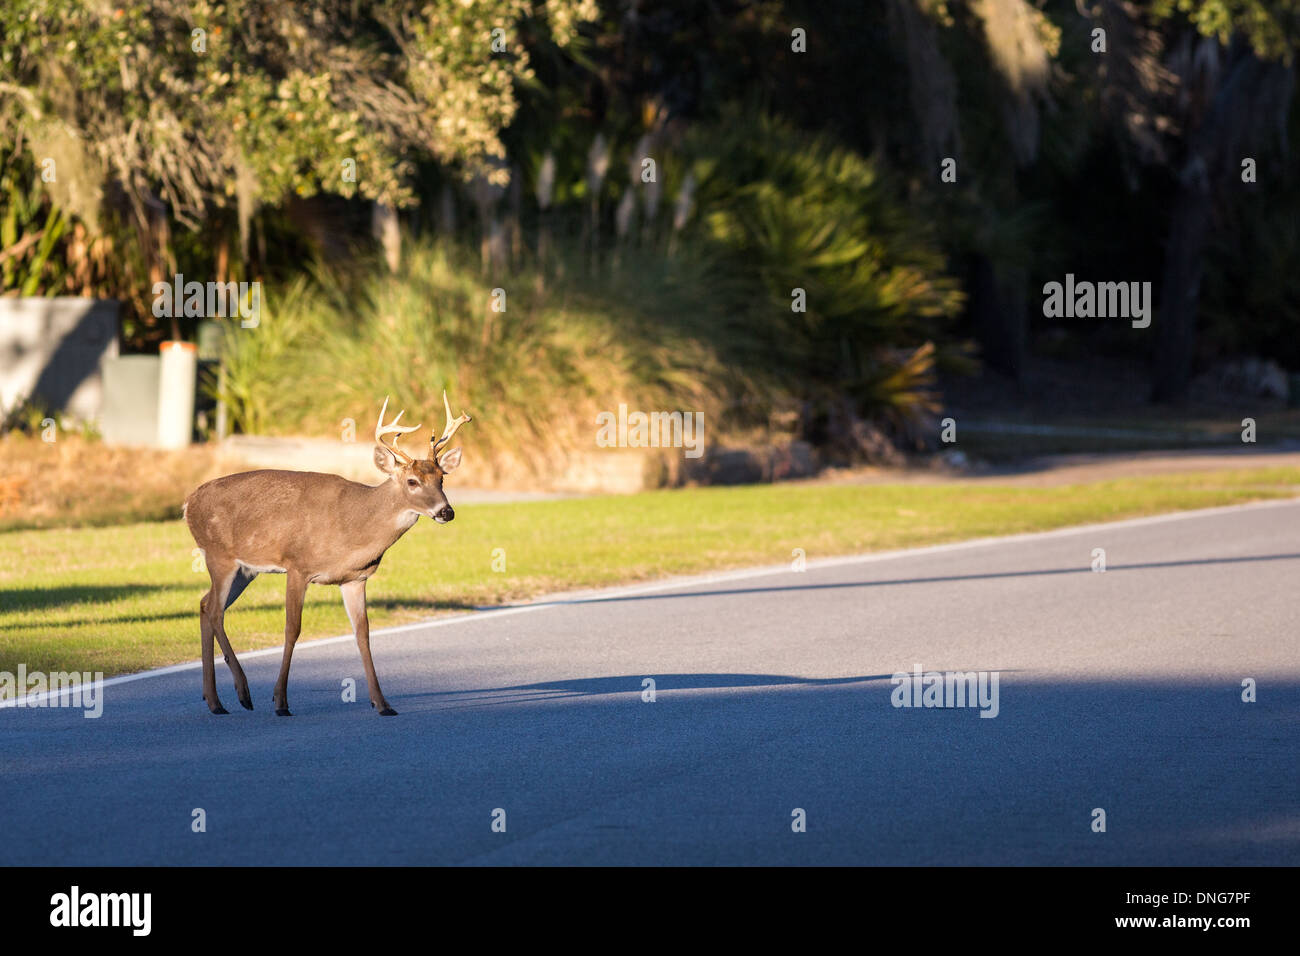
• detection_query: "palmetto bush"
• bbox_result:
[684,110,965,442]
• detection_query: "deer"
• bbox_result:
[183,392,471,717]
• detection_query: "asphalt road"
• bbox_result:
[3,500,1297,865]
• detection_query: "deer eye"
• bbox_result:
[406,478,419,488]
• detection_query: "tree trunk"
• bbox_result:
[1150,48,1292,402]
[1151,173,1212,403]
[967,254,1026,387]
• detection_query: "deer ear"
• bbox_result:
[374,444,400,476]
[436,446,463,473]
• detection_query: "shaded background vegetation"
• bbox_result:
[3,0,1299,472]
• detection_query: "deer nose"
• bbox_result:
[433,505,454,523]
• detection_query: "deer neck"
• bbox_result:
[357,477,422,550]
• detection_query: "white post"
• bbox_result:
[157,341,197,448]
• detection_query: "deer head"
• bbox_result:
[373,391,472,523]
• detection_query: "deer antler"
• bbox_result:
[375,396,421,465]
[431,389,472,457]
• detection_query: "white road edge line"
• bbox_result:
[5,495,1298,708]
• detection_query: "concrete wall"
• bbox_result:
[0,298,120,420]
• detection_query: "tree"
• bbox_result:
[1146,0,1299,401]
[0,0,596,320]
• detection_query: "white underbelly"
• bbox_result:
[237,561,286,574]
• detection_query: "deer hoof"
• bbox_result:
[239,697,254,711]
[275,708,293,717]
[378,707,398,717]
[209,704,229,715]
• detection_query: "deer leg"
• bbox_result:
[200,592,226,715]
[199,560,239,715]
[213,567,255,710]
[341,579,395,716]
[272,570,307,716]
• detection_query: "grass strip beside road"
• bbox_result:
[3,468,1299,678]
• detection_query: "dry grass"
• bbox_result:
[0,434,230,531]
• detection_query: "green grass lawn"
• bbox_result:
[4,468,1299,679]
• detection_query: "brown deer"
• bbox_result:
[184,393,471,717]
